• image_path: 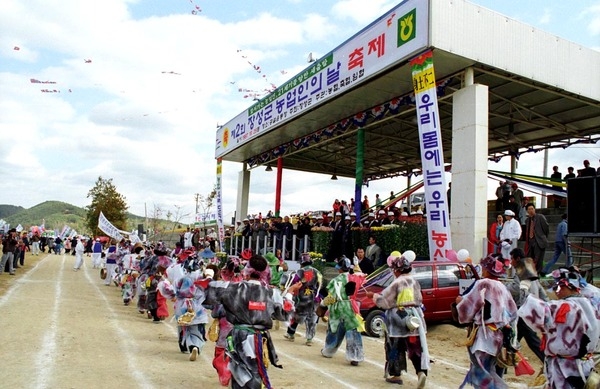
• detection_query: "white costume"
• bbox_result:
[73,239,85,270]
[499,217,521,259]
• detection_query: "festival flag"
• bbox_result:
[98,212,124,241]
[410,50,452,260]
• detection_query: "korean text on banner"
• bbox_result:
[215,158,225,252]
[98,211,124,241]
[410,50,452,260]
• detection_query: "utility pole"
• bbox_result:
[194,193,199,215]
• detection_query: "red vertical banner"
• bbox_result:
[275,157,283,218]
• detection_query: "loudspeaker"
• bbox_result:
[138,224,144,235]
[568,176,599,235]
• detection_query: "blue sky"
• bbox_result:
[1,0,599,225]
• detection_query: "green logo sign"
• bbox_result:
[397,8,416,47]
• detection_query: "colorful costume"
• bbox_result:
[159,270,209,357]
[209,258,242,386]
[205,279,295,389]
[457,278,518,389]
[321,258,366,365]
[375,271,430,380]
[519,295,596,388]
[285,261,322,344]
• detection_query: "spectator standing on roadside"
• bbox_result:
[70,236,77,256]
[54,236,63,255]
[31,233,40,256]
[47,237,55,254]
[524,203,549,273]
[0,228,18,275]
[64,237,72,255]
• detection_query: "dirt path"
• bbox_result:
[0,252,541,388]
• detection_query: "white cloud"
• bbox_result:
[585,4,600,35]
[538,8,551,25]
[1,0,599,227]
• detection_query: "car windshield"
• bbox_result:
[364,267,394,288]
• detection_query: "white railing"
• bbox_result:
[229,235,311,261]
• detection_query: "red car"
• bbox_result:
[356,260,479,337]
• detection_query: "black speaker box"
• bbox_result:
[568,176,599,236]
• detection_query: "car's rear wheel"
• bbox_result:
[364,310,385,338]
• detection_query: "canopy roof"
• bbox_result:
[217,0,600,183]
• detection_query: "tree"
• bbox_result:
[196,186,217,229]
[85,176,129,237]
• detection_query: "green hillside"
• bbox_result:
[0,204,25,219]
[1,201,168,236]
[2,201,87,233]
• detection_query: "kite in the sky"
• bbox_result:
[188,0,201,14]
[13,46,20,51]
[84,59,92,63]
[161,71,181,75]
[31,78,57,84]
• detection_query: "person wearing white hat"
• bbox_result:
[349,212,361,228]
[499,209,521,260]
[363,212,376,228]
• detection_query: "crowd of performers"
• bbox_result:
[455,250,600,389]
[96,237,600,389]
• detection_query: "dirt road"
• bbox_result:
[0,252,540,388]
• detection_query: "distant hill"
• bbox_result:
[2,201,87,233]
[0,204,25,219]
[1,201,167,236]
